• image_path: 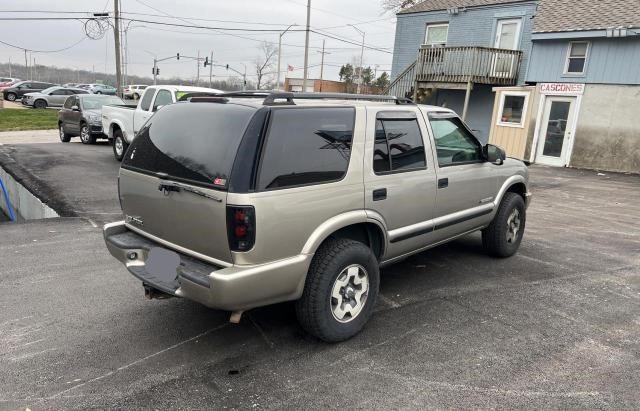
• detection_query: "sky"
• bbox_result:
[0,0,398,84]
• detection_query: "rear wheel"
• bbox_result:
[482,192,526,258]
[113,129,128,161]
[34,99,47,109]
[95,91,102,95]
[79,123,96,144]
[133,93,140,100]
[59,124,71,143]
[6,92,17,101]
[296,238,379,342]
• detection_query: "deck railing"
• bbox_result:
[386,61,417,99]
[416,45,522,85]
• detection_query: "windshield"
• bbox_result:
[81,96,124,110]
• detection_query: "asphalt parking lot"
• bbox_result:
[1,137,639,409]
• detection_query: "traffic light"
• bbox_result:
[176,53,180,60]
[204,57,209,67]
[226,64,229,70]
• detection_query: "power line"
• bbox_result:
[0,37,86,53]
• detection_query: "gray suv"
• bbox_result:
[104,92,531,342]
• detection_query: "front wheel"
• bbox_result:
[34,99,47,109]
[6,93,17,101]
[59,124,71,143]
[112,130,128,161]
[482,192,526,258]
[79,124,96,144]
[296,238,379,342]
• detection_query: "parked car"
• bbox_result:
[21,86,88,109]
[2,81,57,101]
[0,79,21,91]
[76,84,92,90]
[62,83,78,88]
[103,92,531,342]
[58,94,124,144]
[123,84,148,99]
[102,85,223,161]
[0,77,20,85]
[89,84,117,95]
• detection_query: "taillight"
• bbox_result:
[226,206,255,252]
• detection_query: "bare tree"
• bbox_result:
[255,41,278,90]
[381,0,418,12]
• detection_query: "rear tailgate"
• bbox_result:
[118,102,257,265]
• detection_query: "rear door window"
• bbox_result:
[257,107,355,191]
[373,112,426,174]
[122,102,257,189]
[139,87,156,111]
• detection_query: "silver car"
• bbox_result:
[22,86,88,109]
[104,92,531,342]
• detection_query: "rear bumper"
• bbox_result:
[103,221,311,311]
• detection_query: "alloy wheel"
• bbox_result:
[330,264,369,323]
[80,126,90,143]
[115,137,124,156]
[505,208,521,243]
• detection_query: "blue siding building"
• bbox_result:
[389,0,537,143]
[506,0,640,172]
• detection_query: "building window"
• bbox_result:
[497,92,529,127]
[565,41,589,75]
[425,23,449,46]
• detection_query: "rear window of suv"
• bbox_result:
[257,107,355,191]
[122,102,256,189]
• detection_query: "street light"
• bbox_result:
[276,24,297,91]
[349,24,365,94]
[122,22,147,86]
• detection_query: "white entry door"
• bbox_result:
[492,19,522,77]
[535,96,577,166]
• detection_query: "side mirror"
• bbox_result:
[153,105,164,112]
[71,105,80,111]
[484,144,506,165]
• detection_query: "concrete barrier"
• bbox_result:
[0,166,59,221]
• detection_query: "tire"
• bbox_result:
[6,92,17,101]
[133,93,139,100]
[112,129,128,161]
[79,123,96,144]
[34,99,47,109]
[296,238,379,342]
[59,124,71,143]
[95,91,102,95]
[482,192,526,258]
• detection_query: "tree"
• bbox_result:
[361,67,374,85]
[339,64,354,83]
[373,72,390,90]
[254,41,277,90]
[381,0,418,12]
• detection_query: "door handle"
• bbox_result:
[372,188,387,201]
[438,178,449,189]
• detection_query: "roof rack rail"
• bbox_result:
[188,91,415,106]
[177,91,224,101]
[284,92,415,105]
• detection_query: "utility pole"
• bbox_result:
[196,50,200,86]
[349,25,365,94]
[153,58,157,85]
[8,57,11,77]
[302,0,311,92]
[113,0,123,97]
[242,63,247,91]
[24,50,28,79]
[93,65,96,83]
[276,24,296,91]
[208,51,214,88]
[317,39,330,92]
[33,57,36,81]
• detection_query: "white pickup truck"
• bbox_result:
[102,85,223,161]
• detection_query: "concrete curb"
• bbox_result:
[0,165,59,220]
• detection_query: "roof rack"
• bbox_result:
[211,91,415,106]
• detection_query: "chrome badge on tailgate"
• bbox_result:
[125,215,144,226]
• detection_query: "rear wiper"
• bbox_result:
[158,181,222,203]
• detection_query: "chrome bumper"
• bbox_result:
[103,221,310,311]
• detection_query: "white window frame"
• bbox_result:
[424,23,449,46]
[564,41,590,75]
[494,18,523,50]
[496,91,529,128]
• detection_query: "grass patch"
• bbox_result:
[0,108,59,132]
